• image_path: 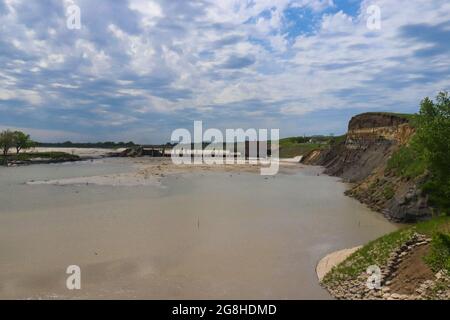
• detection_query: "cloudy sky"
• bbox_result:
[0,0,449,143]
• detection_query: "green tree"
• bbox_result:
[415,91,450,213]
[12,131,35,154]
[0,130,15,156]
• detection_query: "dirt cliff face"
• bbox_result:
[348,112,409,130]
[347,113,414,145]
[302,113,431,222]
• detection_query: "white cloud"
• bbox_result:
[0,124,88,142]
[129,0,163,24]
[0,0,449,141]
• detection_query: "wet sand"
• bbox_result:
[0,158,398,299]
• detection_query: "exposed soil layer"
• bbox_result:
[348,112,409,131]
[389,244,434,294]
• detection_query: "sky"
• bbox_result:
[0,0,449,143]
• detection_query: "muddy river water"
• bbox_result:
[0,158,398,299]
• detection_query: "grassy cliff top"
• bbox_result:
[356,112,416,121]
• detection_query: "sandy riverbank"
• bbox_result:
[316,246,362,282]
[25,157,310,187]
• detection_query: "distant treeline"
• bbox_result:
[34,135,345,150]
[36,141,137,149]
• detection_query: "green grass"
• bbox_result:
[360,112,416,122]
[278,134,346,158]
[424,232,450,273]
[323,216,450,284]
[323,228,413,283]
[417,217,450,273]
[279,143,326,158]
[387,144,449,214]
[415,216,450,237]
[279,137,310,146]
[330,134,347,145]
[386,145,427,179]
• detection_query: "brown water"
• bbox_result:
[0,158,398,299]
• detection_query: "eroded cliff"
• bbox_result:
[302,112,431,222]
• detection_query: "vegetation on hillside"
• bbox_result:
[279,135,343,158]
[425,232,450,273]
[279,142,325,158]
[386,145,427,179]
[387,91,450,215]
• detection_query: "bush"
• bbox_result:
[387,92,450,215]
[414,92,450,214]
[422,178,450,216]
[0,130,15,156]
[424,232,450,273]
